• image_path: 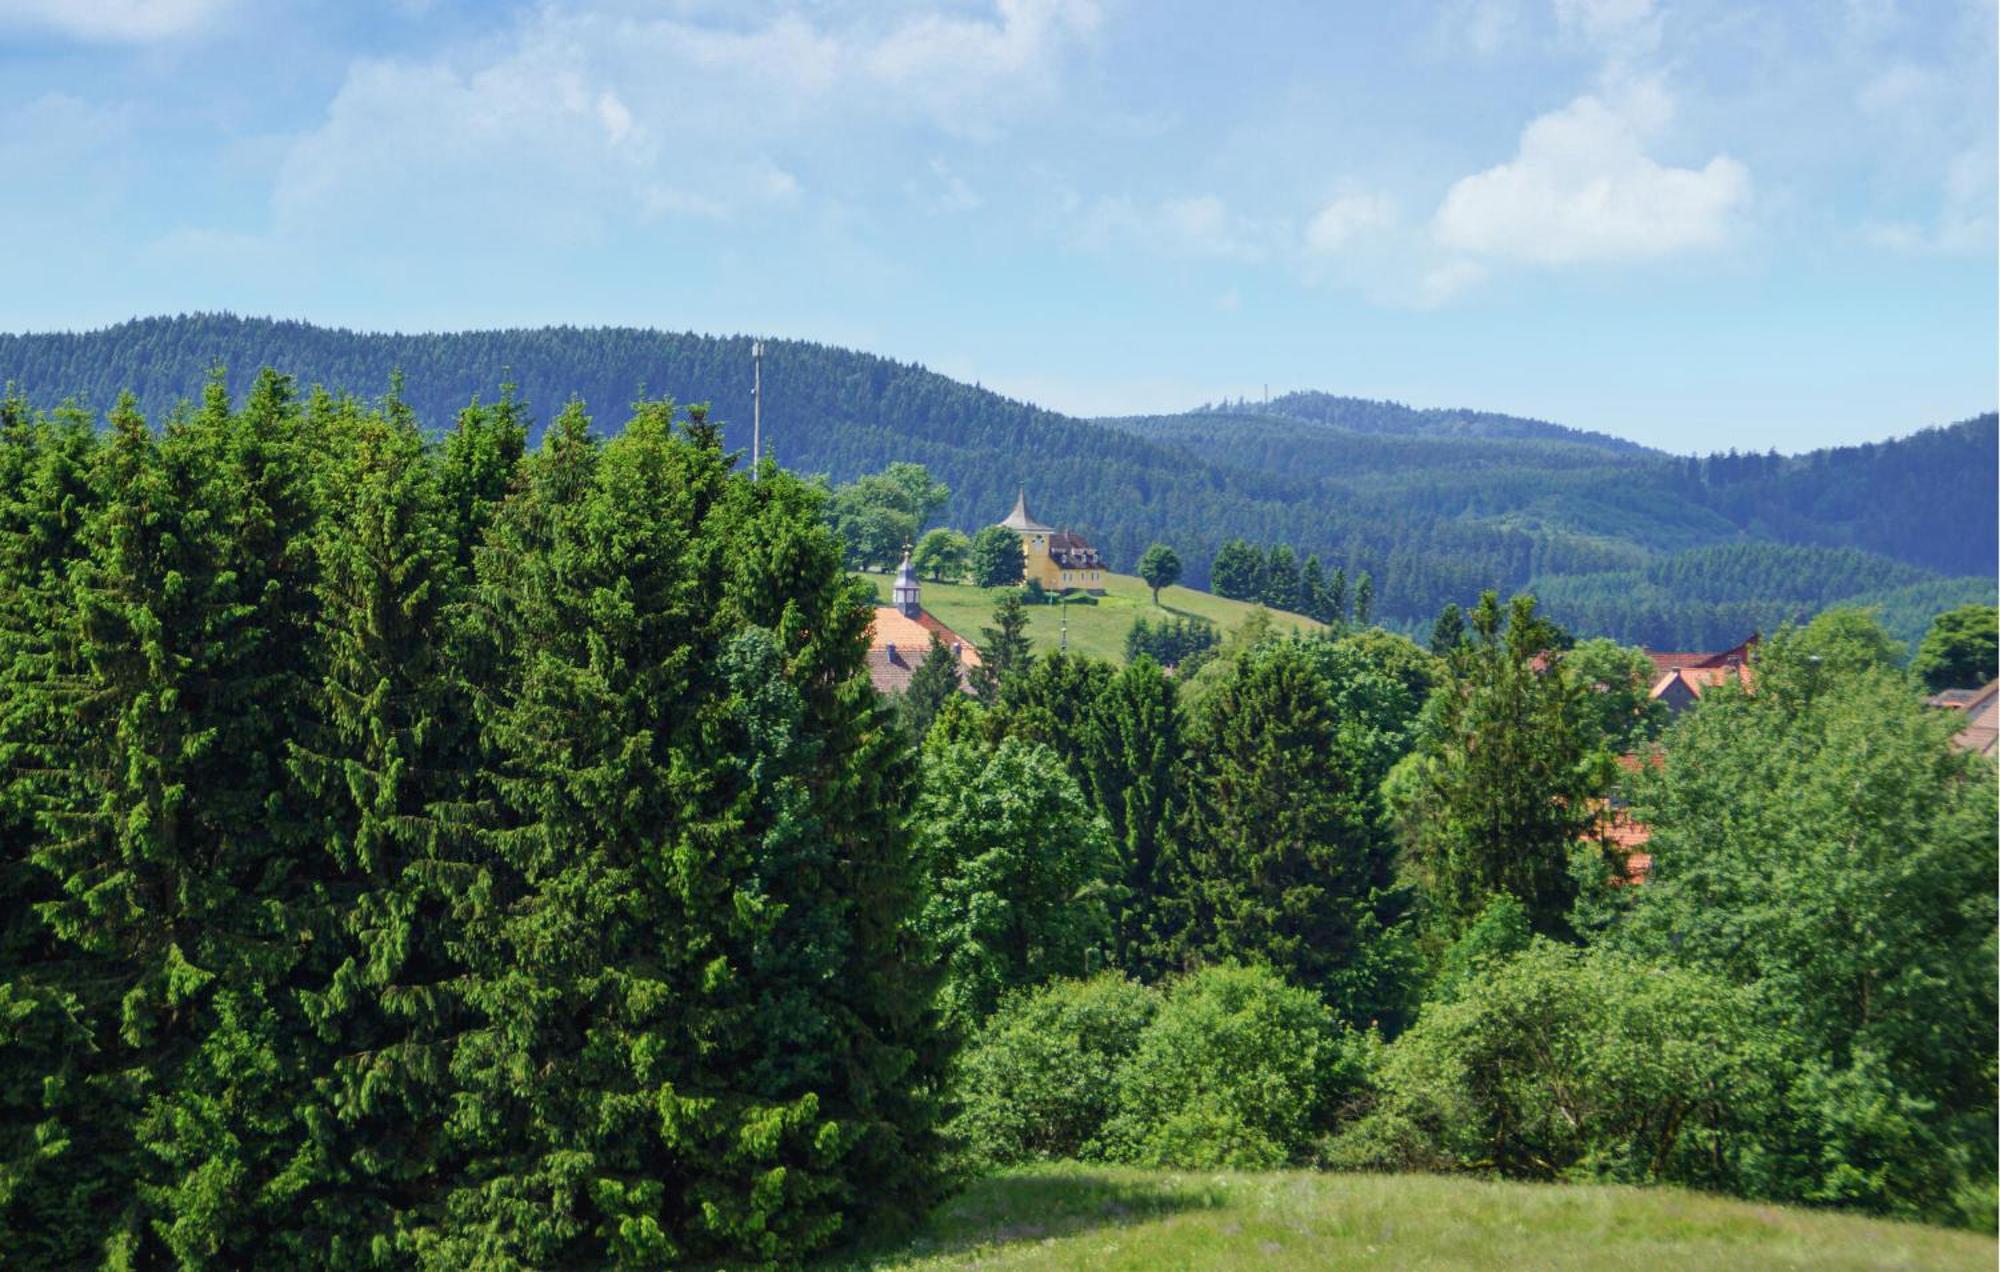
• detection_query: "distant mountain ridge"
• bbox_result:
[0,313,1991,648]
[1188,390,1655,455]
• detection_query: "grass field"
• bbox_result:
[840,1165,1994,1271]
[857,570,1320,665]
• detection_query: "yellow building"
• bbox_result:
[998,489,1106,593]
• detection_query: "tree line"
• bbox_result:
[3,314,1989,635]
[1,369,1992,1266]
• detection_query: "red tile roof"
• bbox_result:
[1643,635,1758,675]
[1932,680,1999,758]
[865,607,980,696]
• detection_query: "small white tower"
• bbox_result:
[893,543,922,618]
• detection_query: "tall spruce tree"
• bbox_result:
[1261,545,1303,613]
[440,396,943,1264]
[1390,592,1611,941]
[1170,638,1411,1028]
[898,631,965,740]
[971,590,1034,704]
[1083,657,1184,973]
[0,395,104,1263]
[284,391,472,1261]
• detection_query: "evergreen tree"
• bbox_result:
[1261,545,1303,613]
[1209,539,1262,601]
[284,392,472,1261]
[1084,658,1184,973]
[1000,650,1113,773]
[1429,602,1465,655]
[898,631,964,740]
[0,395,103,1263]
[1171,639,1413,1029]
[437,382,528,577]
[1353,572,1375,626]
[1301,555,1328,623]
[1390,593,1611,941]
[971,590,1034,704]
[1325,567,1349,627]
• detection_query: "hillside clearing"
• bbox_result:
[841,1165,1994,1271]
[857,570,1319,664]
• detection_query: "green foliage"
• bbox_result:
[1208,539,1262,601]
[1609,633,1997,1223]
[969,525,1026,589]
[899,631,967,741]
[1391,593,1613,941]
[1429,602,1465,655]
[1563,637,1667,752]
[1329,941,1790,1195]
[1105,965,1370,1169]
[1123,614,1217,669]
[3,317,1992,638]
[913,735,1113,1032]
[1169,638,1418,1030]
[946,974,1158,1168]
[1792,605,1906,674]
[0,380,948,1266]
[971,590,1034,703]
[913,526,972,583]
[1260,545,1303,613]
[1912,604,1997,691]
[830,463,949,570]
[1136,542,1181,604]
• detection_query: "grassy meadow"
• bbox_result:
[842,1166,1996,1271]
[856,569,1320,664]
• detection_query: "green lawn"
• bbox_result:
[840,1165,1994,1271]
[857,570,1320,665]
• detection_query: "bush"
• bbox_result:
[1106,964,1370,1169]
[946,974,1159,1168]
[1325,940,1789,1193]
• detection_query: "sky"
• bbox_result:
[0,0,1993,453]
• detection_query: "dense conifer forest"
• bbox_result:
[0,370,1992,1264]
[1,315,1990,651]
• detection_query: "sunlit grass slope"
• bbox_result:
[856,571,1320,664]
[841,1165,1994,1271]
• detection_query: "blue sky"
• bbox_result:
[0,0,1992,452]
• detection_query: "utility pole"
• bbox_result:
[751,340,763,480]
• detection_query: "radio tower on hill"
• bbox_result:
[751,339,764,481]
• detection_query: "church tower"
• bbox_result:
[893,544,922,618]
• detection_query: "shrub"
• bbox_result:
[946,975,1159,1168]
[1106,964,1370,1169]
[1326,940,1789,1193]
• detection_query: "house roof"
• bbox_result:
[865,606,981,696]
[998,489,1054,534]
[1939,680,1999,757]
[1643,635,1758,675]
[1648,663,1752,702]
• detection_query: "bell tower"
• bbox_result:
[893,544,922,618]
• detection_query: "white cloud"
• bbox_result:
[1305,193,1398,255]
[0,0,230,41]
[865,0,1101,133]
[1072,193,1280,261]
[1866,146,1995,254]
[1433,87,1749,264]
[268,2,1101,245]
[918,158,981,212]
[1418,260,1489,306]
[1553,0,1660,52]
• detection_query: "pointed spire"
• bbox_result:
[998,487,1053,533]
[893,542,922,618]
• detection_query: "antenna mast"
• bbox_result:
[751,340,764,480]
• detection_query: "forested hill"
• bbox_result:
[1,314,1991,647]
[1195,389,1654,454]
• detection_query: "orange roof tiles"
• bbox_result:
[865,606,980,696]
